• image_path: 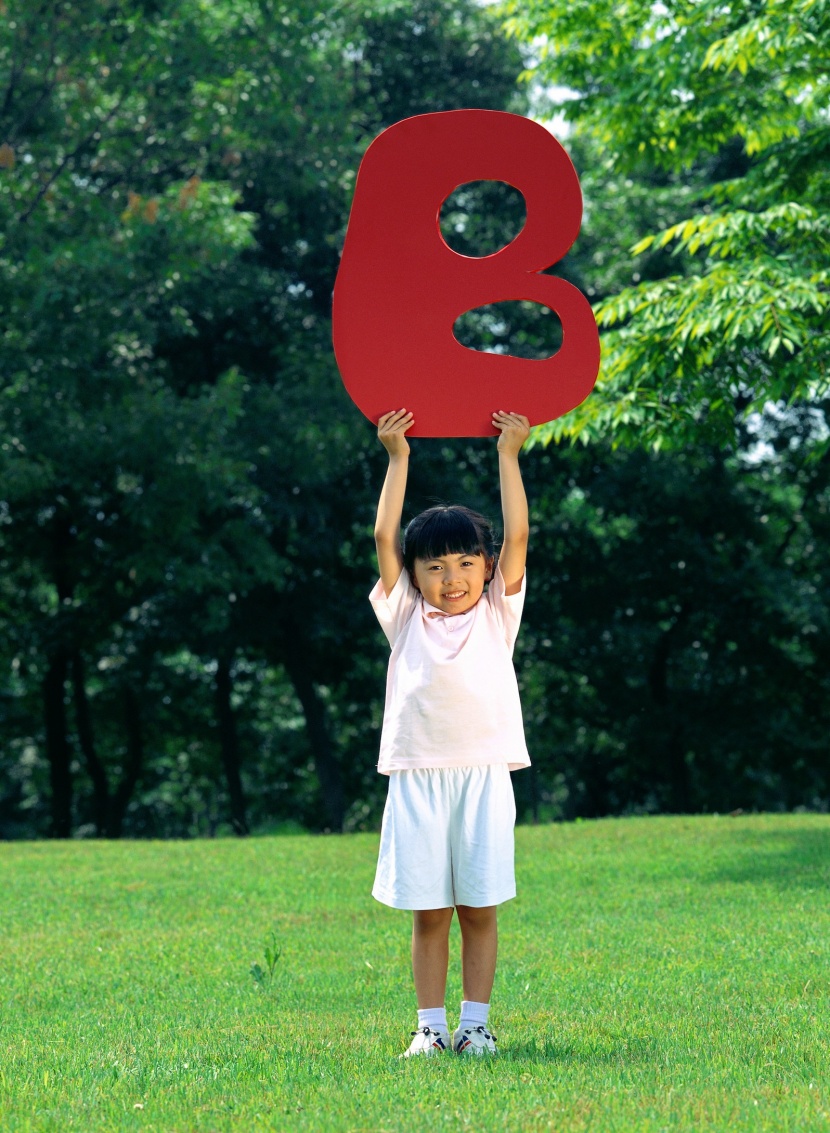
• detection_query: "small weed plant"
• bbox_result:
[250,930,282,991]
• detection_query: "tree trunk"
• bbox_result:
[284,653,345,832]
[528,762,540,824]
[215,653,249,835]
[648,603,693,810]
[43,652,72,838]
[45,511,75,838]
[108,686,145,838]
[580,749,612,818]
[71,651,110,835]
[664,720,693,813]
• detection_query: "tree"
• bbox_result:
[512,422,830,819]
[0,0,526,836]
[0,0,341,835]
[501,0,829,448]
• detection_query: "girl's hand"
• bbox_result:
[377,409,414,457]
[493,411,530,456]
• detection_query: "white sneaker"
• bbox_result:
[453,1024,498,1055]
[401,1026,451,1057]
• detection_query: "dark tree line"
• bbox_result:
[1,0,828,839]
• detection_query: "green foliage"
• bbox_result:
[2,0,829,839]
[502,0,830,447]
[515,433,830,821]
[0,0,525,837]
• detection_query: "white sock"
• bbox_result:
[417,1007,447,1032]
[459,1000,489,1029]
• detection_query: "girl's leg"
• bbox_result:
[455,904,498,1003]
[412,907,454,1008]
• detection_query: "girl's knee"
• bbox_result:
[456,904,497,930]
[413,907,454,934]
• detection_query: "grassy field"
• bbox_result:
[1,814,829,1132]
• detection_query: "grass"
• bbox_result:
[1,813,829,1131]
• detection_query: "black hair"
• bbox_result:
[402,505,496,578]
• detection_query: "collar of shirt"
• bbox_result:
[421,598,476,628]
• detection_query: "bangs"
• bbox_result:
[410,510,483,561]
[403,505,495,573]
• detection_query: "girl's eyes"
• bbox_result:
[428,561,476,570]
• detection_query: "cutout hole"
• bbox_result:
[439,180,526,258]
[453,301,563,360]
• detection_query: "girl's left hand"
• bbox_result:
[493,411,530,455]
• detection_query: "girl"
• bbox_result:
[370,407,531,1056]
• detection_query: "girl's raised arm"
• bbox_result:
[493,411,530,596]
[374,410,414,597]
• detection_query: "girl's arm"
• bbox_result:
[374,409,414,596]
[493,411,530,596]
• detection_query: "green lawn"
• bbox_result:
[1,814,829,1131]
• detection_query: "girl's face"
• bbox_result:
[411,552,494,616]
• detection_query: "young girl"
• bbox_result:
[370,407,531,1057]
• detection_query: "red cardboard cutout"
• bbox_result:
[332,109,600,437]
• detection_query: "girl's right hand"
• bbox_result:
[377,409,414,456]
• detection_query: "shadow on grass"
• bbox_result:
[703,822,830,891]
[497,1036,655,1065]
[391,1036,655,1067]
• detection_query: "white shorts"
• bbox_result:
[372,764,516,910]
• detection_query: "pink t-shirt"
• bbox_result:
[369,565,531,775]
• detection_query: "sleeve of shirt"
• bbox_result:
[369,568,420,647]
[485,563,526,654]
